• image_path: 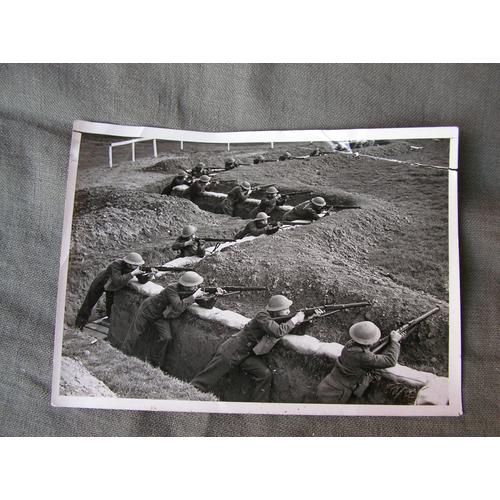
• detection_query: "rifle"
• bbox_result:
[195,291,241,309]
[323,205,362,213]
[254,158,278,164]
[273,301,371,324]
[198,237,237,243]
[141,266,195,273]
[253,301,371,355]
[370,306,440,354]
[203,286,267,293]
[252,183,276,192]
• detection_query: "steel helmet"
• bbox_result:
[266,186,279,194]
[196,162,206,168]
[349,321,381,345]
[178,271,204,287]
[199,175,210,183]
[254,212,270,222]
[226,157,235,163]
[283,152,291,158]
[266,294,293,312]
[177,170,187,177]
[181,225,197,237]
[311,196,326,207]
[123,252,145,266]
[256,155,265,161]
[239,181,251,190]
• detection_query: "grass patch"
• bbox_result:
[62,327,217,402]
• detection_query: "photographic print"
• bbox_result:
[52,121,461,416]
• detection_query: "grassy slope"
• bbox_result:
[62,328,217,401]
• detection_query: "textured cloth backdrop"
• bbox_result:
[0,64,498,436]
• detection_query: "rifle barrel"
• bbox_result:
[203,286,267,293]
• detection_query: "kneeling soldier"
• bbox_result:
[161,171,190,195]
[278,151,292,161]
[183,174,211,202]
[75,252,145,330]
[172,225,206,258]
[282,196,326,222]
[122,271,206,368]
[248,186,287,219]
[234,212,279,239]
[191,295,305,402]
[316,321,402,404]
[219,180,252,216]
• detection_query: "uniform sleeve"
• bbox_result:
[107,261,134,290]
[171,238,185,251]
[247,222,268,236]
[255,312,297,338]
[162,288,196,319]
[234,226,247,239]
[305,207,320,220]
[234,188,247,203]
[358,340,401,369]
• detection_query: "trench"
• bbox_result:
[71,163,449,405]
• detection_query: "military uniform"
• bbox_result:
[316,339,401,404]
[171,236,206,258]
[161,175,190,195]
[122,283,196,368]
[191,165,209,178]
[248,195,286,218]
[75,260,134,328]
[191,310,298,402]
[282,201,321,222]
[183,179,207,202]
[234,220,270,239]
[224,159,239,170]
[219,186,250,216]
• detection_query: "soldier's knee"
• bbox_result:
[258,366,273,382]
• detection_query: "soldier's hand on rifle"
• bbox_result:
[291,311,306,325]
[314,308,325,316]
[390,330,402,342]
[193,288,206,299]
[215,287,226,296]
[131,267,143,276]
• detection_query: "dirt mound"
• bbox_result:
[60,356,116,397]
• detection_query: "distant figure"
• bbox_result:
[278,152,292,161]
[224,157,240,170]
[309,147,321,157]
[183,174,211,202]
[316,321,402,404]
[282,196,326,222]
[122,271,206,368]
[234,212,279,239]
[74,252,145,329]
[191,294,305,401]
[253,155,265,164]
[219,181,251,216]
[191,162,210,178]
[171,225,206,258]
[248,186,287,219]
[161,171,191,195]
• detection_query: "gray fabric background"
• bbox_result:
[0,64,498,436]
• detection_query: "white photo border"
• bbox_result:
[52,121,461,417]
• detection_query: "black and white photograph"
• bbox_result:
[52,121,461,416]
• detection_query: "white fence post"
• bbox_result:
[271,142,274,149]
[153,139,158,158]
[109,145,113,169]
[131,142,136,162]
[180,140,183,150]
[227,143,230,151]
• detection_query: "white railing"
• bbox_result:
[108,137,276,168]
[108,138,159,169]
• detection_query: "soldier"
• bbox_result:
[122,271,206,368]
[278,151,292,161]
[282,196,326,222]
[74,252,145,329]
[219,180,252,216]
[309,146,321,157]
[234,212,280,239]
[161,171,191,195]
[248,186,288,218]
[224,157,239,170]
[253,154,265,164]
[172,225,206,258]
[183,174,211,202]
[191,161,210,178]
[316,321,402,404]
[191,295,306,402]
